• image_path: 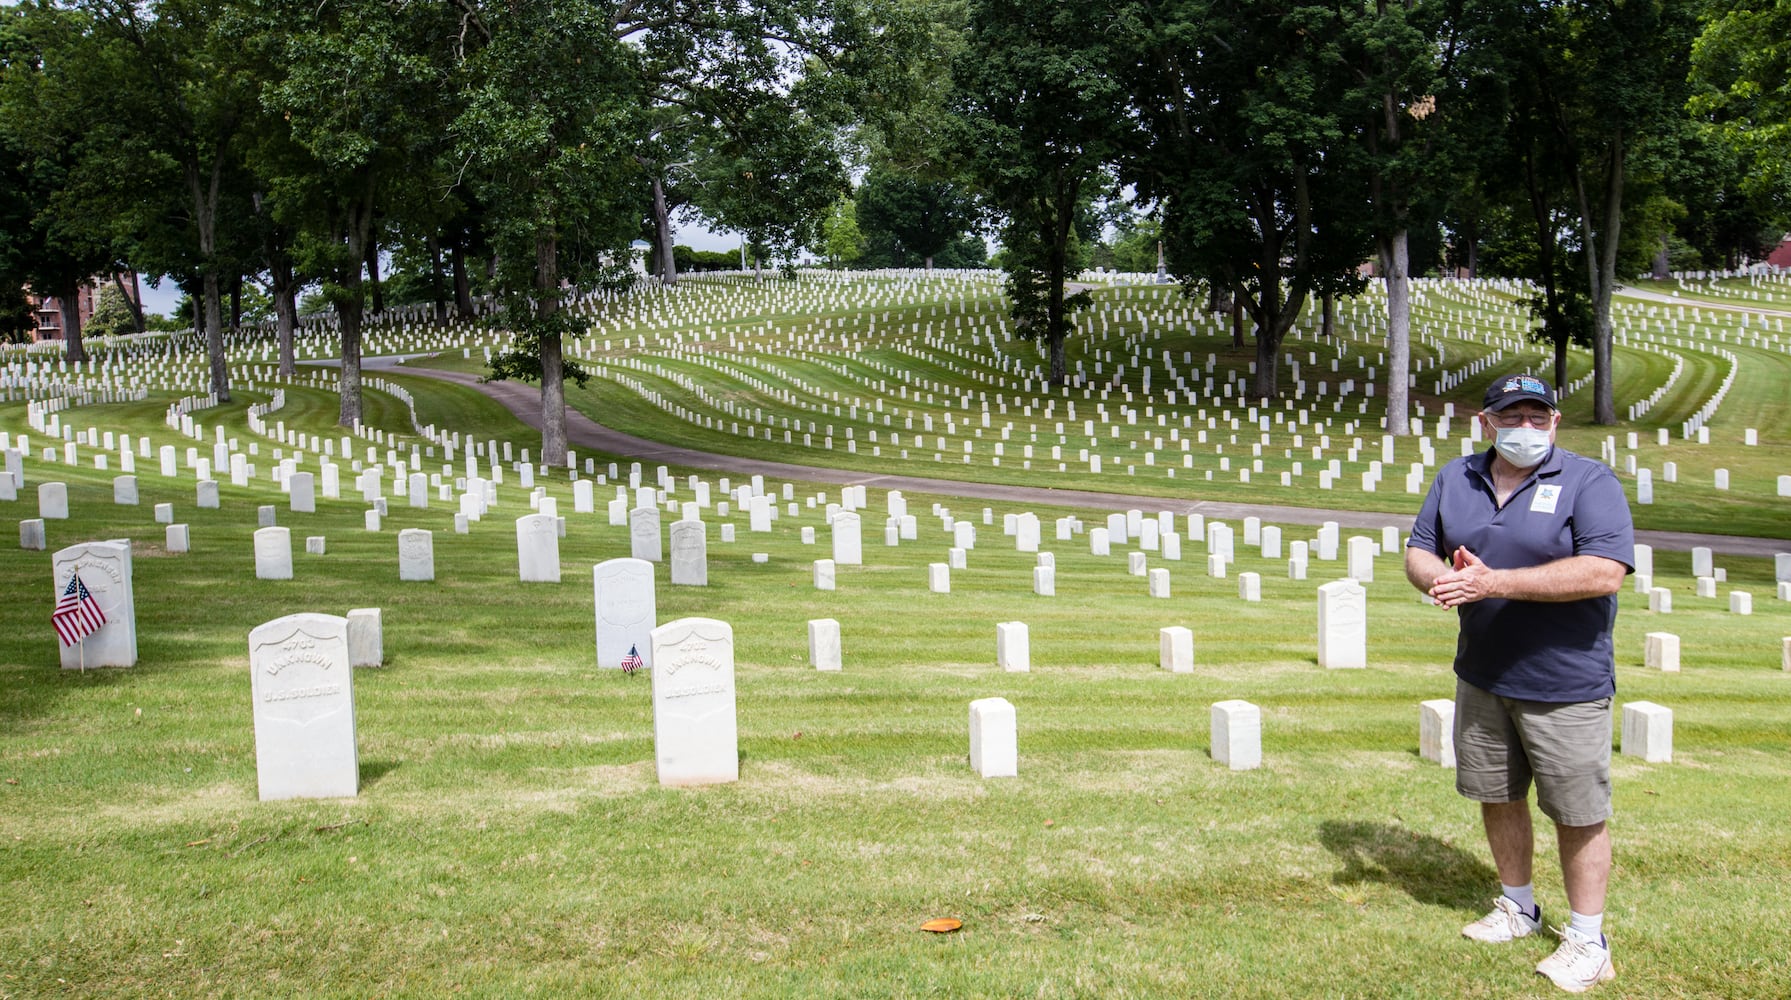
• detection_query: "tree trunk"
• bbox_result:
[1321,292,1335,338]
[651,176,677,286]
[1381,228,1411,435]
[336,293,363,427]
[338,185,376,427]
[428,235,448,326]
[1572,137,1622,426]
[366,236,384,316]
[202,269,229,401]
[111,272,146,334]
[536,232,568,467]
[1230,296,1244,348]
[187,159,230,402]
[1651,234,1669,280]
[57,283,87,363]
[1045,195,1072,385]
[1554,333,1568,393]
[230,275,242,333]
[271,257,298,380]
[451,237,475,319]
[924,254,934,271]
[1253,323,1281,400]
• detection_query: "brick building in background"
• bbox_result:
[1768,236,1791,270]
[24,273,141,342]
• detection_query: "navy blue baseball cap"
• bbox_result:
[1483,374,1556,412]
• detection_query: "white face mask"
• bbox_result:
[1493,425,1551,469]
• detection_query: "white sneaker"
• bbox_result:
[1536,926,1616,993]
[1461,895,1541,942]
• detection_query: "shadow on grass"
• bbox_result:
[0,663,134,725]
[1318,820,1495,913]
[359,759,401,789]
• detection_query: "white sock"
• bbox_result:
[1569,910,1604,943]
[1501,883,1538,918]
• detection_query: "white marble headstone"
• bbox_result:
[669,520,707,586]
[650,617,738,787]
[969,697,1017,777]
[255,527,293,581]
[398,529,434,582]
[1211,700,1261,770]
[1317,579,1367,668]
[1160,626,1193,673]
[289,472,315,513]
[631,506,663,562]
[52,540,137,668]
[1620,701,1672,763]
[593,557,656,670]
[808,618,841,671]
[248,613,358,800]
[831,510,862,565]
[997,621,1030,672]
[516,513,561,582]
[38,482,68,520]
[1419,699,1456,767]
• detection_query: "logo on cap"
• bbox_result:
[1502,376,1547,395]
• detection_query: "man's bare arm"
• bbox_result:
[1429,550,1626,608]
[1405,546,1449,596]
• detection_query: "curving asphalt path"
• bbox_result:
[373,358,1789,559]
[1616,283,1791,320]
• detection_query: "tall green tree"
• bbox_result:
[855,165,978,271]
[1690,2,1791,211]
[254,0,451,426]
[76,0,270,401]
[955,0,1123,385]
[1536,0,1697,424]
[692,96,851,278]
[454,0,643,467]
[821,196,866,268]
[1122,0,1373,401]
[0,0,124,364]
[621,0,904,285]
[1347,0,1454,435]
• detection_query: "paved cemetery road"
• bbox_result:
[1617,284,1791,319]
[386,359,1787,559]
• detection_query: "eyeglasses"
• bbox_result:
[1487,411,1555,429]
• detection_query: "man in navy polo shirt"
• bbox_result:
[1405,374,1633,994]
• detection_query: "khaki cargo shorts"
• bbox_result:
[1454,677,1613,827]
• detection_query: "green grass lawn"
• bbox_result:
[3,274,1790,997]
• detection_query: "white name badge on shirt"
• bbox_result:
[1531,484,1562,514]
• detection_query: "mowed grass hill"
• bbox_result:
[1,272,1787,998]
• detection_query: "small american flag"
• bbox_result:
[52,572,107,647]
[619,644,644,673]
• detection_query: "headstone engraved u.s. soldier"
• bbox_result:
[593,557,655,670]
[650,617,738,787]
[52,540,137,668]
[248,613,358,801]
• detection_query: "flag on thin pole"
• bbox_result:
[52,572,107,647]
[620,644,644,673]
